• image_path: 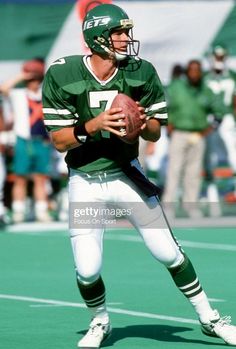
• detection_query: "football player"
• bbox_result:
[204,44,236,213]
[43,4,236,348]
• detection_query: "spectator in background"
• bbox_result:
[162,60,212,218]
[144,63,185,197]
[49,149,69,222]
[0,58,52,223]
[204,44,236,215]
[170,63,185,80]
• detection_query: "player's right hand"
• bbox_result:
[87,107,127,137]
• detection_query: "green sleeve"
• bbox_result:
[140,63,168,125]
[42,68,78,132]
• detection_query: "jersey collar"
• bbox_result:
[83,55,119,86]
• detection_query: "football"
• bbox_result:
[111,93,143,144]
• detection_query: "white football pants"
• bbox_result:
[69,165,184,284]
[218,114,236,173]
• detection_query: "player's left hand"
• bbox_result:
[136,102,147,131]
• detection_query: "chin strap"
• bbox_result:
[94,37,128,61]
[100,44,128,61]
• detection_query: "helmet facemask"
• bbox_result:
[109,28,140,61]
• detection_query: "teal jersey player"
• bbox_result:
[43,54,167,173]
[204,69,236,120]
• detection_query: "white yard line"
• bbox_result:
[105,233,236,252]
[0,293,198,325]
[29,301,123,308]
[208,298,226,303]
[179,240,236,251]
[5,226,236,252]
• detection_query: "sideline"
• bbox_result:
[3,225,236,252]
[105,233,236,252]
[4,215,236,234]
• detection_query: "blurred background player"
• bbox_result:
[162,60,212,218]
[143,63,184,197]
[0,58,52,223]
[204,44,236,215]
[49,149,69,222]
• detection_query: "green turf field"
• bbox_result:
[1,224,236,349]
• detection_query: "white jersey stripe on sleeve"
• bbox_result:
[43,108,72,115]
[44,119,77,126]
[152,113,168,119]
[145,101,167,113]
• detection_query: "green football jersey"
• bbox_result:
[204,69,236,120]
[167,78,211,131]
[42,55,167,173]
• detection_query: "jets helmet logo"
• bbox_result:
[83,16,111,30]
